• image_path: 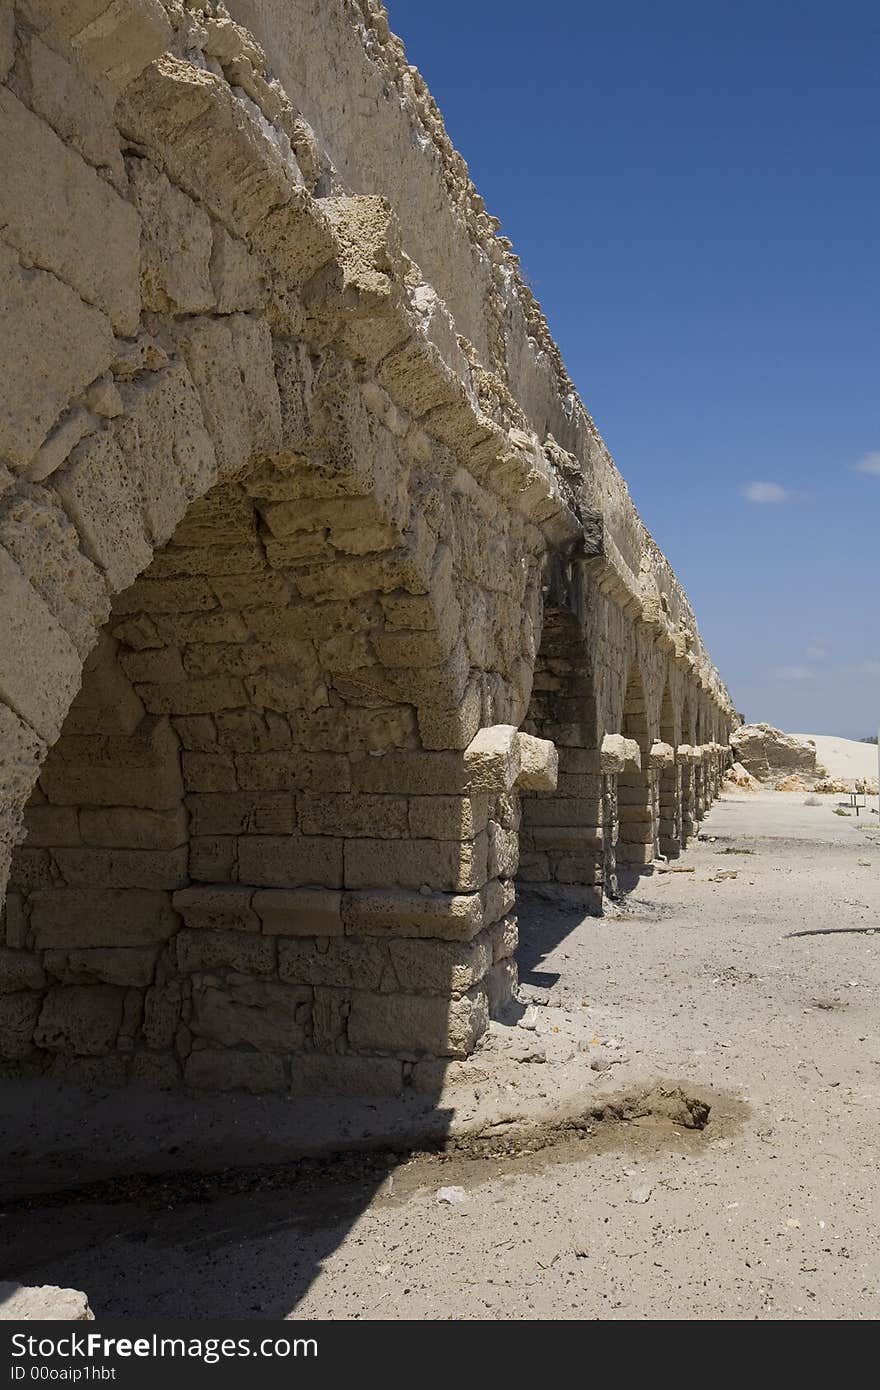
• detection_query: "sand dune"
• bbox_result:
[796,733,878,782]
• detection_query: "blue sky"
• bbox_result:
[387,1,879,737]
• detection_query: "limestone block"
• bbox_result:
[79,806,188,851]
[343,833,487,892]
[53,846,188,889]
[515,732,559,791]
[388,933,492,997]
[130,158,214,313]
[40,719,184,811]
[184,1049,285,1093]
[407,795,489,841]
[237,834,344,889]
[649,740,675,769]
[182,752,238,793]
[129,1051,181,1089]
[417,680,482,752]
[29,888,178,949]
[172,885,259,933]
[487,822,519,879]
[523,825,602,854]
[481,876,516,926]
[252,888,343,937]
[0,990,40,1057]
[12,33,126,190]
[114,364,216,547]
[278,936,386,991]
[6,847,53,894]
[522,797,602,828]
[35,984,123,1055]
[0,1281,93,1320]
[191,978,312,1052]
[341,887,483,942]
[0,486,109,656]
[0,3,13,82]
[137,676,248,716]
[0,947,46,993]
[42,947,157,987]
[28,0,173,96]
[176,928,275,976]
[489,914,518,963]
[292,707,416,754]
[22,804,80,848]
[214,709,291,753]
[0,545,81,743]
[349,750,466,796]
[142,980,181,1049]
[185,792,297,837]
[0,704,45,898]
[485,958,518,1015]
[236,752,351,793]
[54,432,153,591]
[600,733,641,773]
[298,793,409,839]
[287,1054,403,1097]
[0,86,139,333]
[464,724,521,794]
[189,836,236,882]
[347,985,487,1057]
[2,893,28,950]
[210,227,268,313]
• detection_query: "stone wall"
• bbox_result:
[0,0,737,1092]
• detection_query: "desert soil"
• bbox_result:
[2,789,880,1321]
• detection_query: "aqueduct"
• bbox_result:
[0,0,738,1094]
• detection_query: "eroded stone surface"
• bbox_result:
[0,0,737,1093]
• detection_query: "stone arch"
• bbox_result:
[617,659,657,869]
[517,605,604,911]
[3,398,553,1088]
[656,677,681,858]
[679,692,696,846]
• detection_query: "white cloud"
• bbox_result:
[853,451,880,476]
[773,665,813,681]
[805,642,827,660]
[741,481,791,503]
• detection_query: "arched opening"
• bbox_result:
[680,694,695,846]
[657,678,681,858]
[0,361,548,1093]
[517,608,603,913]
[617,660,656,869]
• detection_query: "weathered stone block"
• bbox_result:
[184,1049,286,1093]
[278,936,386,990]
[79,806,188,850]
[407,795,488,840]
[172,886,259,933]
[0,947,46,993]
[251,888,343,937]
[347,985,487,1057]
[35,985,123,1055]
[29,888,178,948]
[344,833,487,892]
[0,87,139,333]
[0,546,81,744]
[191,978,311,1052]
[342,887,484,941]
[0,990,40,1057]
[287,1054,403,1097]
[42,947,158,987]
[298,793,409,839]
[176,928,275,976]
[238,833,343,889]
[53,846,189,890]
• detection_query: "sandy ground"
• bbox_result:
[798,733,879,784]
[2,789,880,1321]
